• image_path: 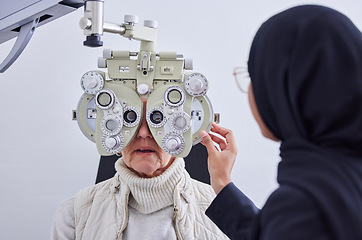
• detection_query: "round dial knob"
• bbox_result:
[137,83,150,95]
[101,134,124,154]
[190,79,203,91]
[101,115,123,135]
[162,133,185,155]
[170,112,191,133]
[185,73,208,96]
[166,137,180,150]
[79,17,92,30]
[105,137,117,148]
[113,106,122,114]
[144,20,158,29]
[124,15,139,25]
[81,71,104,94]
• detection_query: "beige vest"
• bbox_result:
[73,171,229,240]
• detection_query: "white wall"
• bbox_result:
[0,0,361,239]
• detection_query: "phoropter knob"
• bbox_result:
[101,115,123,135]
[124,15,139,25]
[144,20,158,29]
[162,133,185,155]
[185,73,208,96]
[101,134,124,154]
[166,137,180,151]
[105,137,117,148]
[81,71,104,94]
[170,112,191,133]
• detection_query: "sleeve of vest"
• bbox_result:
[51,197,76,240]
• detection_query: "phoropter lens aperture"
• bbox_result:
[150,110,163,124]
[97,92,112,107]
[124,110,137,123]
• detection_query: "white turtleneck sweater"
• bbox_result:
[51,157,186,240]
[116,158,185,240]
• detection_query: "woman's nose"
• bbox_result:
[137,116,153,139]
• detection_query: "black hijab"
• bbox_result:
[248,5,362,239]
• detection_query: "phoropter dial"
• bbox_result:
[170,112,191,133]
[95,89,115,110]
[164,86,185,107]
[101,115,123,135]
[101,134,125,154]
[81,71,104,94]
[185,73,208,96]
[162,133,185,155]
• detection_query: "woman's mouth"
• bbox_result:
[135,147,156,153]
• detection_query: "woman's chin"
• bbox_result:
[130,159,160,178]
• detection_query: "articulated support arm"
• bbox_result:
[80,0,158,51]
[0,18,39,73]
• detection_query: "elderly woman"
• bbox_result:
[51,99,229,240]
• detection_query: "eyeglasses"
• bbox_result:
[233,66,250,93]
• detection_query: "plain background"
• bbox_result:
[0,0,361,239]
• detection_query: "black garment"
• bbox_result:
[206,183,259,240]
[206,5,362,240]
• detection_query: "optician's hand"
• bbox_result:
[200,123,238,194]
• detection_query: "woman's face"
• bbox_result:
[248,83,278,142]
[121,99,175,178]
